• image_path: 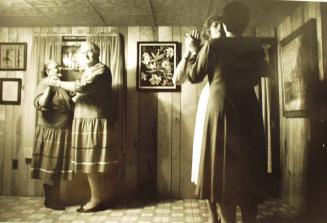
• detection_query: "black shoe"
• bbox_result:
[44,201,66,210]
[76,203,105,213]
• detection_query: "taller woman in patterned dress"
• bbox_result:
[47,42,120,212]
[31,60,74,210]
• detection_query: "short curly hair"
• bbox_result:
[81,41,100,58]
[222,1,250,36]
[41,60,55,78]
[201,14,224,40]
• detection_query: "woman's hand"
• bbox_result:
[85,63,105,76]
[45,76,61,88]
[185,29,201,56]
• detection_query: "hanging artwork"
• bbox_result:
[0,78,22,105]
[137,41,180,91]
[280,19,318,117]
[61,36,86,81]
[0,43,27,71]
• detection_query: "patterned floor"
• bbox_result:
[0,196,302,223]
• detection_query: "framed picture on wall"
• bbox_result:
[280,19,318,117]
[0,78,22,105]
[61,36,86,81]
[0,42,27,71]
[137,41,180,91]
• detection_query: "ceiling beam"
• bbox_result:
[146,0,157,27]
[23,0,57,25]
[205,0,213,18]
[86,0,107,26]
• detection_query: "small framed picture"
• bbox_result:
[0,42,27,71]
[137,41,180,91]
[0,78,22,105]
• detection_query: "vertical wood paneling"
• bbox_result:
[277,2,323,211]
[180,26,196,199]
[104,27,119,33]
[125,26,139,196]
[137,26,157,198]
[157,26,173,199]
[71,27,90,34]
[14,27,33,196]
[89,26,104,33]
[0,27,9,195]
[287,119,294,207]
[293,120,308,212]
[171,26,182,198]
[25,27,40,197]
[8,27,19,196]
[3,28,17,195]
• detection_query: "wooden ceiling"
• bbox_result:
[0,0,300,27]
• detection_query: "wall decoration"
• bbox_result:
[137,41,180,91]
[61,36,86,81]
[0,42,27,71]
[0,78,22,105]
[280,19,318,117]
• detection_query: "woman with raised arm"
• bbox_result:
[185,2,270,223]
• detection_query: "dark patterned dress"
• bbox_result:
[31,79,74,183]
[72,62,120,173]
[187,37,268,206]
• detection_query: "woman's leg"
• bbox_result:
[82,172,104,209]
[217,202,236,223]
[43,183,51,206]
[240,203,258,223]
[43,181,65,210]
[207,200,220,223]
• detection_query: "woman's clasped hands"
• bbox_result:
[45,75,61,88]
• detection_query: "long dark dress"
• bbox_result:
[31,79,74,183]
[187,37,268,206]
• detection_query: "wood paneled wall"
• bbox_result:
[0,25,201,199]
[276,2,324,212]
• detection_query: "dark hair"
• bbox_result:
[202,14,225,40]
[222,1,249,35]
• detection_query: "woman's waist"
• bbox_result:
[38,112,72,128]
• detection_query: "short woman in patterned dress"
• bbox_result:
[31,60,74,210]
[47,42,120,212]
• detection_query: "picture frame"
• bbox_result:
[0,78,22,105]
[280,19,318,117]
[61,36,86,81]
[0,42,27,71]
[137,41,180,91]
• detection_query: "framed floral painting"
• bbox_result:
[137,41,180,91]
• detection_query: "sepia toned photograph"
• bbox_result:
[0,1,327,223]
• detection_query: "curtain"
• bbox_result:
[88,34,126,155]
[261,77,272,173]
[22,35,61,157]
[261,44,273,173]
